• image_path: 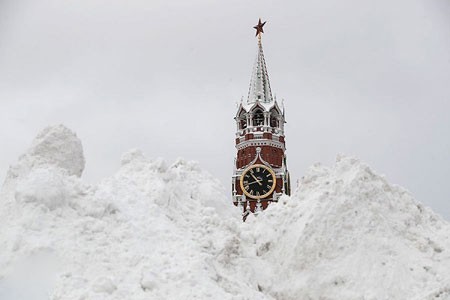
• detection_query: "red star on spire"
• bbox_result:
[253,18,266,37]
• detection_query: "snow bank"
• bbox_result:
[25,125,85,177]
[1,125,87,212]
[242,155,450,299]
[15,167,70,210]
[2,125,84,193]
[1,126,450,300]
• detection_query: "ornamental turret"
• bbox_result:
[232,19,291,220]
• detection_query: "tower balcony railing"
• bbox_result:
[237,126,284,136]
[236,135,283,147]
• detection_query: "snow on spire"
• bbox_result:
[247,19,273,105]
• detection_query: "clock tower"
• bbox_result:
[232,19,291,219]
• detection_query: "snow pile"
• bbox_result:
[243,156,450,299]
[0,126,255,299]
[15,167,71,210]
[6,125,84,181]
[2,125,85,209]
[1,126,450,300]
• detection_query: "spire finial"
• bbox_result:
[253,18,266,39]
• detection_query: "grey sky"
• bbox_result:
[1,0,449,218]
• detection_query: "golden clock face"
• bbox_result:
[240,164,276,199]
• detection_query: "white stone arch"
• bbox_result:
[235,106,248,130]
[269,107,281,128]
[250,104,265,127]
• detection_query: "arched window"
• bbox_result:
[240,119,247,129]
[253,109,264,126]
[238,109,247,130]
[270,108,280,128]
[270,116,278,128]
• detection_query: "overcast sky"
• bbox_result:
[1,0,449,218]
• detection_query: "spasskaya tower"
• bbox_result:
[232,19,291,219]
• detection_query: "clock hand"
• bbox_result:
[247,180,262,185]
[250,173,263,185]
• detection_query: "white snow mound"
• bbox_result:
[27,124,85,177]
[1,125,85,212]
[1,127,450,300]
[15,167,69,210]
[4,125,84,187]
[242,155,450,299]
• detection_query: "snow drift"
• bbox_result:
[0,125,449,300]
[243,157,450,299]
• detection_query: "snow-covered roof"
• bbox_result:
[235,36,287,116]
[235,98,283,118]
[246,37,273,106]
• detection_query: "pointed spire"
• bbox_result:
[247,19,273,105]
